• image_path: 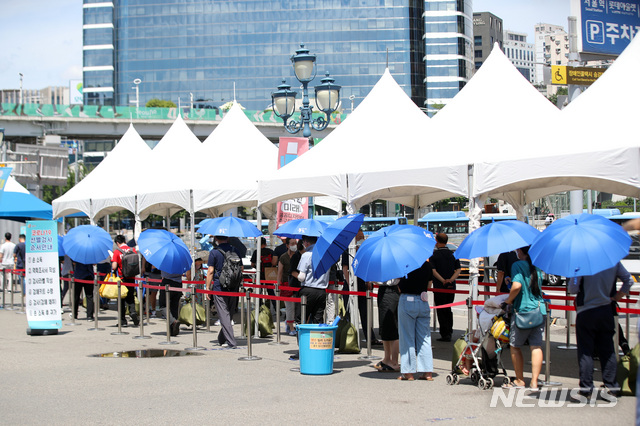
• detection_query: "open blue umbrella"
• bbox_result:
[529,213,631,277]
[138,229,192,274]
[58,235,65,256]
[274,218,328,238]
[312,213,365,278]
[62,225,113,264]
[454,220,540,260]
[198,216,262,238]
[353,225,436,282]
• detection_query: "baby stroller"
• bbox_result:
[446,296,512,390]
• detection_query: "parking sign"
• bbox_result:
[575,0,640,56]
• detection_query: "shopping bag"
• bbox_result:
[337,318,360,354]
[258,304,273,337]
[178,302,206,326]
[617,343,639,396]
[99,274,128,299]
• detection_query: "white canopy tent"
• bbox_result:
[474,37,640,204]
[52,124,151,221]
[258,69,453,215]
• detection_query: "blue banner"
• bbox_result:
[25,220,62,330]
[580,0,640,56]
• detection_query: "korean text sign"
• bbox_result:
[25,220,62,330]
[579,0,640,56]
[276,137,309,228]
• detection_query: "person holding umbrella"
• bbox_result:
[568,262,632,400]
[112,235,139,327]
[293,235,331,324]
[501,246,545,390]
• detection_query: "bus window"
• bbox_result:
[361,217,408,236]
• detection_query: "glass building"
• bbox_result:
[82,0,426,111]
[423,0,474,113]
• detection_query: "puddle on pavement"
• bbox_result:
[91,349,204,358]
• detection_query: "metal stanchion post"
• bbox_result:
[134,278,151,340]
[239,290,261,361]
[205,292,212,333]
[112,279,128,335]
[558,286,576,350]
[359,289,380,361]
[1,268,5,309]
[7,270,14,310]
[467,297,473,334]
[18,272,25,314]
[240,288,245,338]
[160,283,179,345]
[88,274,104,331]
[301,294,307,326]
[269,282,287,346]
[65,276,79,326]
[540,301,561,387]
[185,284,205,350]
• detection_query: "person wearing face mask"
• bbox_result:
[277,238,298,335]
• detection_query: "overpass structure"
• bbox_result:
[0,103,344,143]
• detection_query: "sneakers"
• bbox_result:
[170,320,180,336]
[214,319,234,326]
[288,330,297,336]
[130,312,140,327]
[121,318,128,327]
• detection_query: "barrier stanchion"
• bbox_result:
[359,289,380,361]
[558,286,576,350]
[7,270,14,310]
[144,278,156,325]
[185,285,205,351]
[269,282,287,346]
[17,272,25,314]
[1,268,5,309]
[112,279,129,335]
[205,292,212,333]
[540,300,561,387]
[133,278,151,340]
[239,289,261,361]
[240,288,245,338]
[301,294,307,326]
[88,275,104,331]
[65,276,79,326]
[159,283,179,345]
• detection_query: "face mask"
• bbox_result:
[289,245,298,252]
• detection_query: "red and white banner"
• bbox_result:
[276,137,309,228]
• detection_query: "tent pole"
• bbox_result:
[190,190,196,280]
[467,165,480,332]
[254,208,262,336]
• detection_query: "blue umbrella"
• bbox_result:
[198,216,262,238]
[274,218,328,238]
[138,229,192,274]
[352,225,436,282]
[312,213,365,278]
[58,235,65,256]
[454,220,540,260]
[529,213,631,277]
[62,225,113,264]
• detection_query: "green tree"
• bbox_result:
[146,99,177,108]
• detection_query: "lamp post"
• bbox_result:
[132,78,142,116]
[18,73,23,105]
[272,44,341,138]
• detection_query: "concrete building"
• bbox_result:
[504,30,535,83]
[534,23,565,84]
[472,12,503,70]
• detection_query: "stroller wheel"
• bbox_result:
[502,377,511,387]
[446,374,454,385]
[470,370,479,384]
[487,377,494,389]
[453,374,460,385]
[477,377,487,390]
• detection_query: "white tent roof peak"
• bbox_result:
[151,113,202,155]
[6,176,29,194]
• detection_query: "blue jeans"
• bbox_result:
[398,294,433,374]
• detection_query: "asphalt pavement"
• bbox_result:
[0,296,636,425]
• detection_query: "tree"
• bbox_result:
[547,87,568,108]
[146,99,177,108]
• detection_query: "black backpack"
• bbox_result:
[216,248,243,291]
[117,247,140,278]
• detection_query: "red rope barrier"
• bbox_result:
[431,300,467,310]
[197,288,245,298]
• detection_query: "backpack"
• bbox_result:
[217,248,243,291]
[117,247,140,278]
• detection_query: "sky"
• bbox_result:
[0,0,571,91]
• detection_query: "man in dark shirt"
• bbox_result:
[495,251,518,293]
[73,262,95,320]
[429,233,461,342]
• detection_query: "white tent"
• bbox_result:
[258,69,458,213]
[193,103,278,217]
[136,114,203,219]
[473,38,640,204]
[52,124,151,220]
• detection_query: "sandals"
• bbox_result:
[374,362,399,372]
[502,380,525,389]
[397,374,415,381]
[417,375,434,381]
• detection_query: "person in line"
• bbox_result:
[72,261,95,321]
[251,237,277,315]
[271,236,288,268]
[495,250,518,293]
[160,268,184,336]
[276,238,297,335]
[60,255,73,308]
[111,235,139,327]
[288,239,305,324]
[292,235,330,324]
[206,235,241,348]
[13,234,26,295]
[568,261,633,401]
[397,260,434,381]
[429,233,461,342]
[502,246,545,390]
[141,257,161,318]
[374,278,401,372]
[0,232,16,293]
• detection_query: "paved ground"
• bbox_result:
[0,296,636,425]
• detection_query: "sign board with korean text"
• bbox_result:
[25,220,62,330]
[276,137,309,228]
[573,0,640,57]
[551,65,607,85]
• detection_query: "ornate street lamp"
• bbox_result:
[272,44,341,138]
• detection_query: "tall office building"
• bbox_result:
[504,30,535,83]
[423,0,474,112]
[534,23,565,84]
[472,12,503,70]
[82,0,426,111]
